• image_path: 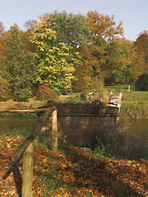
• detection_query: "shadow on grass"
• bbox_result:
[36,141,145,196]
[3,162,22,197]
[60,146,144,196]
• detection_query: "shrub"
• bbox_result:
[80,79,104,100]
[90,79,104,92]
[135,73,148,91]
[14,88,32,101]
[37,85,57,101]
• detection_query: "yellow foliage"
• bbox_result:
[0,75,10,100]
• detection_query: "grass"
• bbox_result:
[104,84,135,91]
[111,180,128,197]
[0,112,38,119]
[0,128,32,139]
[0,98,47,110]
[120,90,148,119]
[93,128,148,160]
[104,85,148,119]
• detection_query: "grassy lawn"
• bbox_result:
[104,85,135,91]
[104,85,148,119]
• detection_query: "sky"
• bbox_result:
[0,0,148,41]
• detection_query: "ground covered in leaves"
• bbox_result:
[0,136,148,197]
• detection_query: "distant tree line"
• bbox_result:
[0,10,147,101]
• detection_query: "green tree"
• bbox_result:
[41,11,90,93]
[30,17,80,93]
[106,40,137,84]
[3,24,36,101]
[135,73,148,91]
[43,10,90,50]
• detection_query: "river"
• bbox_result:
[0,115,148,143]
[0,115,38,133]
[125,119,148,143]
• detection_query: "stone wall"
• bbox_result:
[38,103,119,148]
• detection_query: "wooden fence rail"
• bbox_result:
[1,106,58,197]
[11,106,57,161]
[0,108,50,113]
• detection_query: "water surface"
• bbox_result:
[0,115,148,144]
[126,119,148,143]
[0,115,38,133]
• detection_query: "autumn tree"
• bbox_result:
[22,20,38,53]
[3,24,37,101]
[0,21,5,36]
[24,19,37,32]
[30,17,80,93]
[135,30,148,74]
[0,75,10,101]
[0,22,11,100]
[77,10,124,87]
[0,22,6,69]
[87,11,124,43]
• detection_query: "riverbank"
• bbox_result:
[0,135,148,196]
[120,90,148,119]
[104,85,148,119]
[0,99,46,110]
[1,87,148,119]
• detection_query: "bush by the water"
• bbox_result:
[135,73,148,91]
[37,85,58,100]
[93,128,148,160]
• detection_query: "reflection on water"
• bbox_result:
[1,115,147,160]
[0,115,148,144]
[126,119,148,143]
[0,116,38,133]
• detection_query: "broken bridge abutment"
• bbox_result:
[38,103,120,148]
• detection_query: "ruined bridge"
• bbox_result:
[38,93,122,148]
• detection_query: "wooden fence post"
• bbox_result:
[11,106,56,162]
[51,109,58,152]
[22,142,33,197]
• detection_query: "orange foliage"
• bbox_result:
[37,84,53,101]
[87,10,124,43]
[135,31,148,74]
[0,23,7,65]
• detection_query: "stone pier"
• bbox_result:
[38,103,120,148]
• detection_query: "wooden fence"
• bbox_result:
[0,106,58,197]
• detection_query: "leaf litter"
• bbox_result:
[0,136,148,196]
